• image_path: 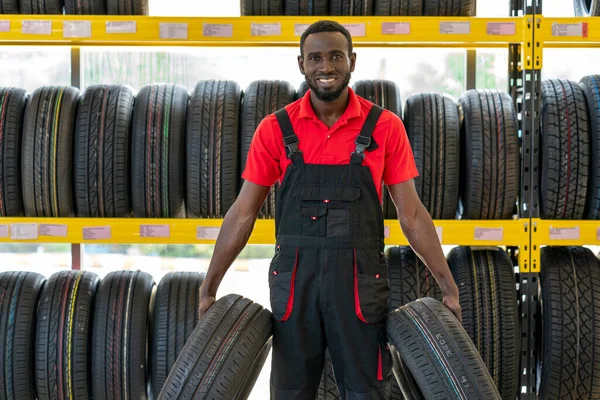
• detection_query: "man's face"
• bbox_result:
[298,32,356,102]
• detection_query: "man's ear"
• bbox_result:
[349,52,357,73]
[298,55,305,75]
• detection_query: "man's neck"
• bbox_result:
[310,89,349,129]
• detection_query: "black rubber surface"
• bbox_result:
[22,86,80,217]
[318,350,341,400]
[91,270,156,400]
[539,246,600,399]
[74,84,133,218]
[387,297,502,400]
[35,271,100,400]
[132,83,188,218]
[423,0,472,15]
[390,345,421,399]
[375,0,422,15]
[64,0,105,13]
[240,0,283,15]
[0,88,27,217]
[579,75,600,219]
[19,0,64,13]
[285,0,328,14]
[107,0,147,14]
[240,80,295,218]
[151,272,205,398]
[330,0,373,14]
[458,89,519,219]
[574,0,600,16]
[0,271,45,400]
[405,93,459,219]
[296,82,309,100]
[0,0,19,13]
[157,294,273,400]
[540,79,590,219]
[447,246,520,400]
[187,80,241,218]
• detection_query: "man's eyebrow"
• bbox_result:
[306,50,345,57]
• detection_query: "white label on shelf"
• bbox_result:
[0,21,9,33]
[0,225,8,238]
[474,227,503,241]
[251,23,281,36]
[381,22,410,35]
[551,22,583,37]
[10,223,38,240]
[384,225,390,238]
[597,227,600,241]
[160,22,188,39]
[83,226,111,240]
[343,23,366,37]
[197,226,221,240]
[140,224,170,238]
[106,21,136,34]
[22,20,52,35]
[549,226,580,240]
[63,20,91,38]
[294,23,310,36]
[487,22,516,36]
[203,23,233,37]
[436,226,443,243]
[40,224,67,237]
[440,21,471,35]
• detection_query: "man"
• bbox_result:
[198,20,461,400]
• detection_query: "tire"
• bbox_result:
[186,80,241,218]
[405,93,460,219]
[35,271,100,400]
[579,75,600,219]
[19,0,63,13]
[91,270,156,400]
[317,350,342,400]
[330,0,373,14]
[240,80,295,218]
[74,85,133,218]
[390,345,420,399]
[240,0,283,14]
[157,293,273,400]
[0,271,45,400]
[151,272,205,398]
[64,0,105,13]
[296,81,309,100]
[458,90,519,219]
[0,0,19,13]
[0,88,27,217]
[423,0,472,15]
[107,0,147,14]
[447,247,520,400]
[285,0,328,15]
[574,0,600,16]
[22,86,80,217]
[132,84,188,218]
[540,79,590,219]
[375,0,422,15]
[539,247,600,399]
[386,297,502,400]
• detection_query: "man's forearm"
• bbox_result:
[400,204,459,297]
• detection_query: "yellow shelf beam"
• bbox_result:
[537,16,600,47]
[0,218,527,245]
[533,219,600,246]
[0,15,525,47]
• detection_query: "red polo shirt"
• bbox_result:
[242,88,419,201]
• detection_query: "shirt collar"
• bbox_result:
[298,86,362,122]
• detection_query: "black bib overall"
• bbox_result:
[268,105,393,400]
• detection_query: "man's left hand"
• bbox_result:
[443,295,462,323]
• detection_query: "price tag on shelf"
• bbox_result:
[551,22,586,37]
[487,22,516,36]
[106,21,136,34]
[140,224,170,238]
[549,226,580,240]
[474,227,503,241]
[343,23,366,37]
[436,226,443,243]
[10,223,38,240]
[384,225,390,239]
[0,21,9,33]
[203,23,233,37]
[197,226,220,240]
[381,22,410,35]
[597,227,600,241]
[294,23,310,36]
[63,20,91,38]
[440,21,470,35]
[160,22,188,40]
[22,20,52,35]
[83,226,111,240]
[40,224,67,237]
[251,23,281,36]
[0,225,8,238]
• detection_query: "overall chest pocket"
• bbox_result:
[297,185,360,237]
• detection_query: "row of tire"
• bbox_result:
[0,0,147,15]
[241,0,474,16]
[0,80,521,221]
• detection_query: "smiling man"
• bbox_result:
[197,20,461,399]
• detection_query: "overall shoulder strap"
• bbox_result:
[275,108,303,163]
[351,104,384,165]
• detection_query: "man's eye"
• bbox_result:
[310,56,320,61]
[333,55,342,60]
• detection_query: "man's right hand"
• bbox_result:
[198,294,216,320]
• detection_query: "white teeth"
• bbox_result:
[318,78,335,83]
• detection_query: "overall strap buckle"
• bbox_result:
[275,108,303,163]
[351,105,383,164]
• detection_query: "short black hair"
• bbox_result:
[300,20,353,57]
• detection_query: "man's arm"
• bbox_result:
[387,179,462,322]
[198,180,271,317]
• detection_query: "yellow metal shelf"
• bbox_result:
[533,219,600,246]
[537,16,600,47]
[0,218,527,245]
[0,15,525,47]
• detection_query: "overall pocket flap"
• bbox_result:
[301,204,328,218]
[298,185,360,202]
[355,273,389,324]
